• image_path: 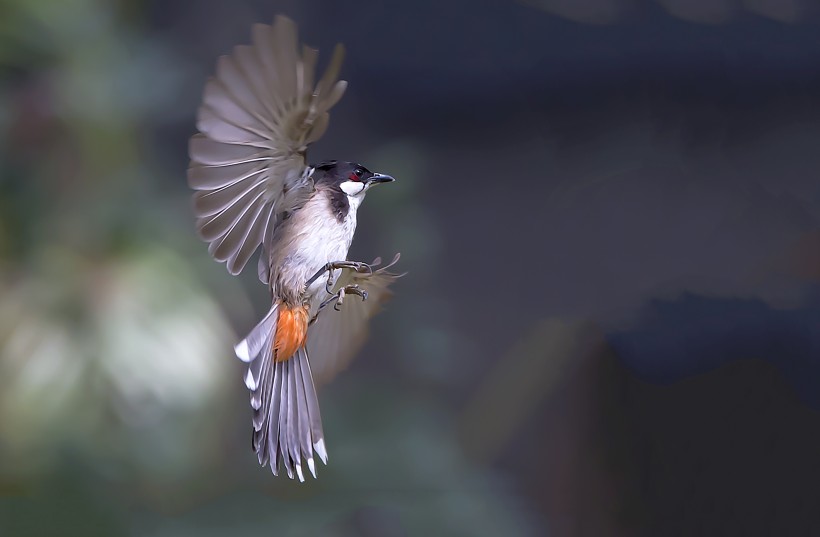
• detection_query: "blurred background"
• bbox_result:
[2,0,820,535]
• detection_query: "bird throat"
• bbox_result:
[273,304,310,362]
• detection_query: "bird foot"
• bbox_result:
[313,285,368,321]
[306,260,375,294]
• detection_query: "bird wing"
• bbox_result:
[188,15,347,275]
[306,254,404,386]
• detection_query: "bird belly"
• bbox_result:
[270,195,357,310]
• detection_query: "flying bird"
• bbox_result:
[187,15,401,481]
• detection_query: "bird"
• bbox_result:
[187,15,401,481]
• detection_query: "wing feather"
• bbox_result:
[188,134,264,167]
[197,103,268,144]
[306,255,403,386]
[192,176,265,217]
[188,159,266,191]
[214,55,271,128]
[197,184,266,242]
[212,196,268,264]
[202,79,267,134]
[188,15,347,275]
[229,208,272,275]
[299,46,318,96]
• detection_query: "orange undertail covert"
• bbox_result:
[273,304,310,362]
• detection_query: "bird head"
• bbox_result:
[315,161,395,199]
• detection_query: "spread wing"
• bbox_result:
[306,255,403,386]
[187,15,347,275]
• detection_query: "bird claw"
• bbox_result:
[347,261,374,275]
[306,259,375,290]
[318,284,368,314]
[344,285,368,301]
[333,285,367,311]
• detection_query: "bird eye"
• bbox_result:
[349,168,365,182]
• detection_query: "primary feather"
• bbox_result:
[187,15,347,275]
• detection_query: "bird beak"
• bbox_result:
[367,173,395,186]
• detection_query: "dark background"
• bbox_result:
[2,0,820,535]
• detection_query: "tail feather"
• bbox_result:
[277,361,294,479]
[239,302,326,480]
[296,360,318,477]
[290,359,307,482]
[235,304,278,363]
[268,363,284,474]
[251,343,274,429]
[251,343,276,467]
[301,346,327,463]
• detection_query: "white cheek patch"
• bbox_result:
[340,180,365,196]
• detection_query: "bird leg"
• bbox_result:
[305,260,375,295]
[310,285,368,324]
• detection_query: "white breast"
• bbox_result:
[269,191,358,307]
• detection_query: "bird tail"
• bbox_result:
[235,302,326,480]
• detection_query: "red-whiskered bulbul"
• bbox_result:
[187,15,401,481]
